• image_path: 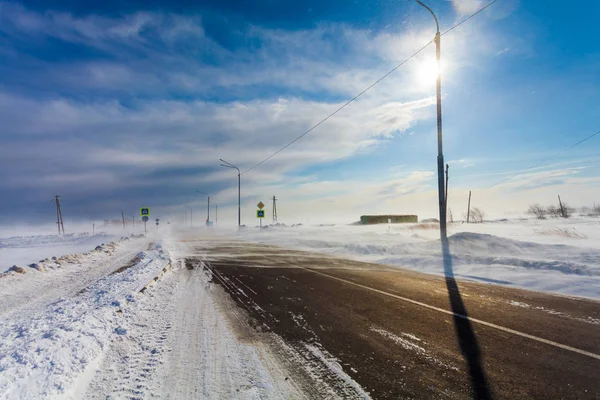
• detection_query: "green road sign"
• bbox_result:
[140,207,150,217]
[257,210,265,218]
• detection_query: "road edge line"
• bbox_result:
[302,267,600,361]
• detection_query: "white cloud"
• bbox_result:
[495,167,586,192]
[451,0,487,17]
[2,1,587,224]
[0,91,436,193]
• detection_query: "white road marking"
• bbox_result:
[301,267,600,361]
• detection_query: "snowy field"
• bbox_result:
[0,224,147,271]
[237,217,600,299]
[0,233,121,270]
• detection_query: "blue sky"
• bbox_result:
[1,0,599,226]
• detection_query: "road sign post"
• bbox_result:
[142,215,149,235]
[257,209,265,227]
[257,201,265,228]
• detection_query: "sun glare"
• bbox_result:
[415,59,441,86]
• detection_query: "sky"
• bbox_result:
[1,0,599,228]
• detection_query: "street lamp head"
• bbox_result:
[412,0,440,33]
[219,159,239,170]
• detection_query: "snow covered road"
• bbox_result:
[83,257,301,399]
[0,235,314,399]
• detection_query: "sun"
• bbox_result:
[415,59,441,86]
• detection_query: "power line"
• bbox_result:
[241,40,433,176]
[442,0,500,35]
[211,0,501,199]
[566,128,600,150]
[488,128,600,188]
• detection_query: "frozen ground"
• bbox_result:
[236,217,600,298]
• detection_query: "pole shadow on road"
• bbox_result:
[442,239,492,400]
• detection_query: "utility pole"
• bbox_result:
[220,159,241,227]
[272,195,278,224]
[197,191,210,225]
[558,195,566,218]
[53,195,65,235]
[215,204,218,224]
[445,164,449,219]
[121,211,125,229]
[467,191,472,224]
[93,223,95,235]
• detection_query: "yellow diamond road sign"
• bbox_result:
[257,201,264,209]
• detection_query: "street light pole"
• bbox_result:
[414,0,447,242]
[196,191,210,225]
[219,159,241,227]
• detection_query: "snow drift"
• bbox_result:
[237,219,600,298]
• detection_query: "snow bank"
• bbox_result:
[237,218,600,298]
[0,245,171,399]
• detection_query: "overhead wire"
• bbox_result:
[210,0,501,199]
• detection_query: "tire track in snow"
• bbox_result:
[83,262,177,400]
[202,259,373,399]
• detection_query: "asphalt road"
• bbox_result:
[186,239,600,400]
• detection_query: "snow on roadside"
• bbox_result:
[0,244,171,400]
[0,236,149,320]
[304,344,371,400]
[236,218,600,298]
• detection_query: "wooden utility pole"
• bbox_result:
[122,212,125,229]
[558,195,566,218]
[272,195,278,224]
[466,191,472,224]
[215,204,218,224]
[53,195,65,235]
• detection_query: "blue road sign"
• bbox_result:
[257,210,265,218]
